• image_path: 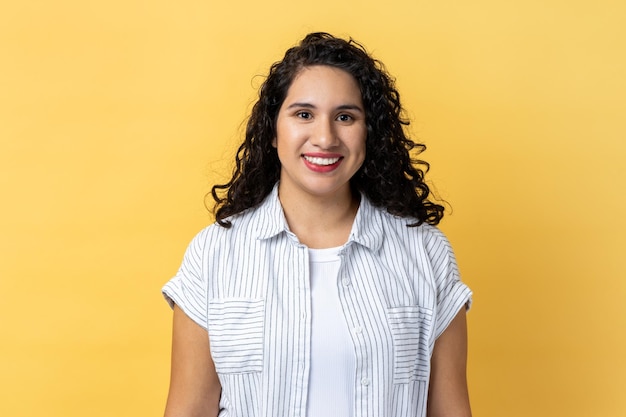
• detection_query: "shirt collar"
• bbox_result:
[252,184,384,252]
[347,195,384,251]
[251,184,290,240]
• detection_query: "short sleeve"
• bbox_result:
[423,227,473,340]
[162,229,210,330]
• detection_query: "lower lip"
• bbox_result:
[302,157,342,173]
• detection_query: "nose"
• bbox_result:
[311,117,339,149]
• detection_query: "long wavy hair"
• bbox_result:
[211,32,444,227]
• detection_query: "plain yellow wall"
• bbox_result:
[1,1,624,416]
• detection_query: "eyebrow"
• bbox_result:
[285,102,364,113]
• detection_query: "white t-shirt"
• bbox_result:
[307,246,355,417]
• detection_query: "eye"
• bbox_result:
[337,114,353,122]
[296,111,312,120]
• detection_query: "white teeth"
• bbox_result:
[303,155,341,166]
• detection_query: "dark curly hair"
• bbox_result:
[211,32,444,227]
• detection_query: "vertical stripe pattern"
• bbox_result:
[162,185,472,417]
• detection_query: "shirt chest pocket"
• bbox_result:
[387,305,434,383]
[207,298,265,374]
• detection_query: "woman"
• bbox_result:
[163,32,472,417]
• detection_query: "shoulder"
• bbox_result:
[419,222,453,249]
[374,205,447,241]
[184,222,223,255]
[189,200,273,250]
[371,206,454,259]
[193,208,256,240]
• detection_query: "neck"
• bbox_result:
[277,185,359,249]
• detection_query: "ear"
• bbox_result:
[271,137,277,148]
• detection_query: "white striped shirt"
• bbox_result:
[162,185,472,417]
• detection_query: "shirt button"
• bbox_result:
[342,278,351,286]
[301,312,306,320]
[354,326,362,334]
[361,377,370,386]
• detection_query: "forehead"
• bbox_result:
[284,65,362,102]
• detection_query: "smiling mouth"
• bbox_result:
[302,155,342,166]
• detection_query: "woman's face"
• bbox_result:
[273,65,367,202]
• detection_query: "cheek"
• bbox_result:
[273,116,291,149]
[357,151,366,169]
[356,134,367,168]
[357,129,367,158]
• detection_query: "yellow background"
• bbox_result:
[1,0,624,416]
